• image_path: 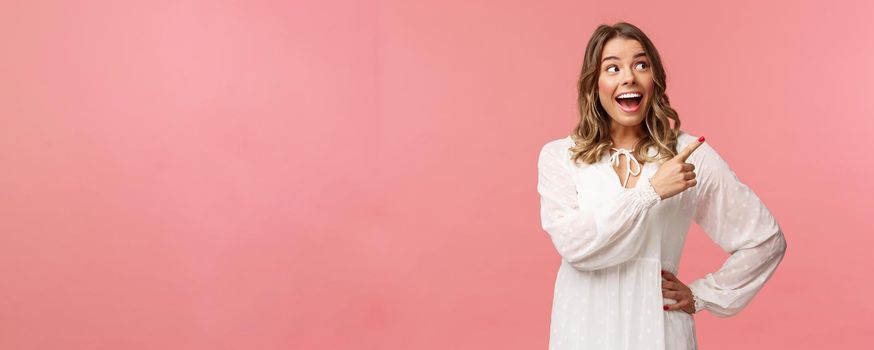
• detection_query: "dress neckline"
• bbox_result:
[561,136,656,190]
[607,147,644,189]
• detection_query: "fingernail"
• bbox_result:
[698,136,705,142]
[663,305,669,310]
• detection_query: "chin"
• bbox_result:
[612,114,645,126]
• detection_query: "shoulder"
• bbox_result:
[538,136,576,170]
[676,130,738,188]
[676,130,700,152]
[675,129,722,164]
[539,135,574,159]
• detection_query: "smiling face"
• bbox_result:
[597,37,654,128]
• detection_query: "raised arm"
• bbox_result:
[536,140,661,271]
[686,141,788,317]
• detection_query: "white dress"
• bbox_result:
[536,131,787,350]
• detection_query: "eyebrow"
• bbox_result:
[601,52,648,64]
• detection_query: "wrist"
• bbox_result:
[633,176,662,209]
[691,291,705,313]
[648,178,664,200]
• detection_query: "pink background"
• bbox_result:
[1,0,871,349]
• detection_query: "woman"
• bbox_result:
[536,22,787,349]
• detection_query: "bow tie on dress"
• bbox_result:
[609,147,642,188]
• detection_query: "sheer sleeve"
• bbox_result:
[686,141,788,317]
[536,139,662,272]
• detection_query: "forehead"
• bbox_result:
[601,38,645,60]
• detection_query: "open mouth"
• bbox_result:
[616,96,642,108]
[615,93,643,112]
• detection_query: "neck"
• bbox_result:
[609,122,646,149]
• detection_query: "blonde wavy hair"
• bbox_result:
[570,22,681,166]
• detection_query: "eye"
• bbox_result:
[606,62,648,73]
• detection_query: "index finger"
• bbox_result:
[674,136,705,162]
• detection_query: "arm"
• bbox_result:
[536,141,662,272]
[686,142,788,317]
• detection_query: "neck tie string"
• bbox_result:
[609,147,642,188]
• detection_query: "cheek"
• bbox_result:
[641,76,655,91]
[598,79,611,94]
[598,80,613,101]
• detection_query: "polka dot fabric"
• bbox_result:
[537,131,787,349]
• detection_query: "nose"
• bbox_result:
[621,67,637,85]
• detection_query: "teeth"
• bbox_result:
[617,92,642,99]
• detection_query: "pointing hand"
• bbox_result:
[649,136,705,200]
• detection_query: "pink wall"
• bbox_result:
[1,0,871,349]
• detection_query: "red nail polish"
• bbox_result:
[663,305,669,310]
[698,136,705,142]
